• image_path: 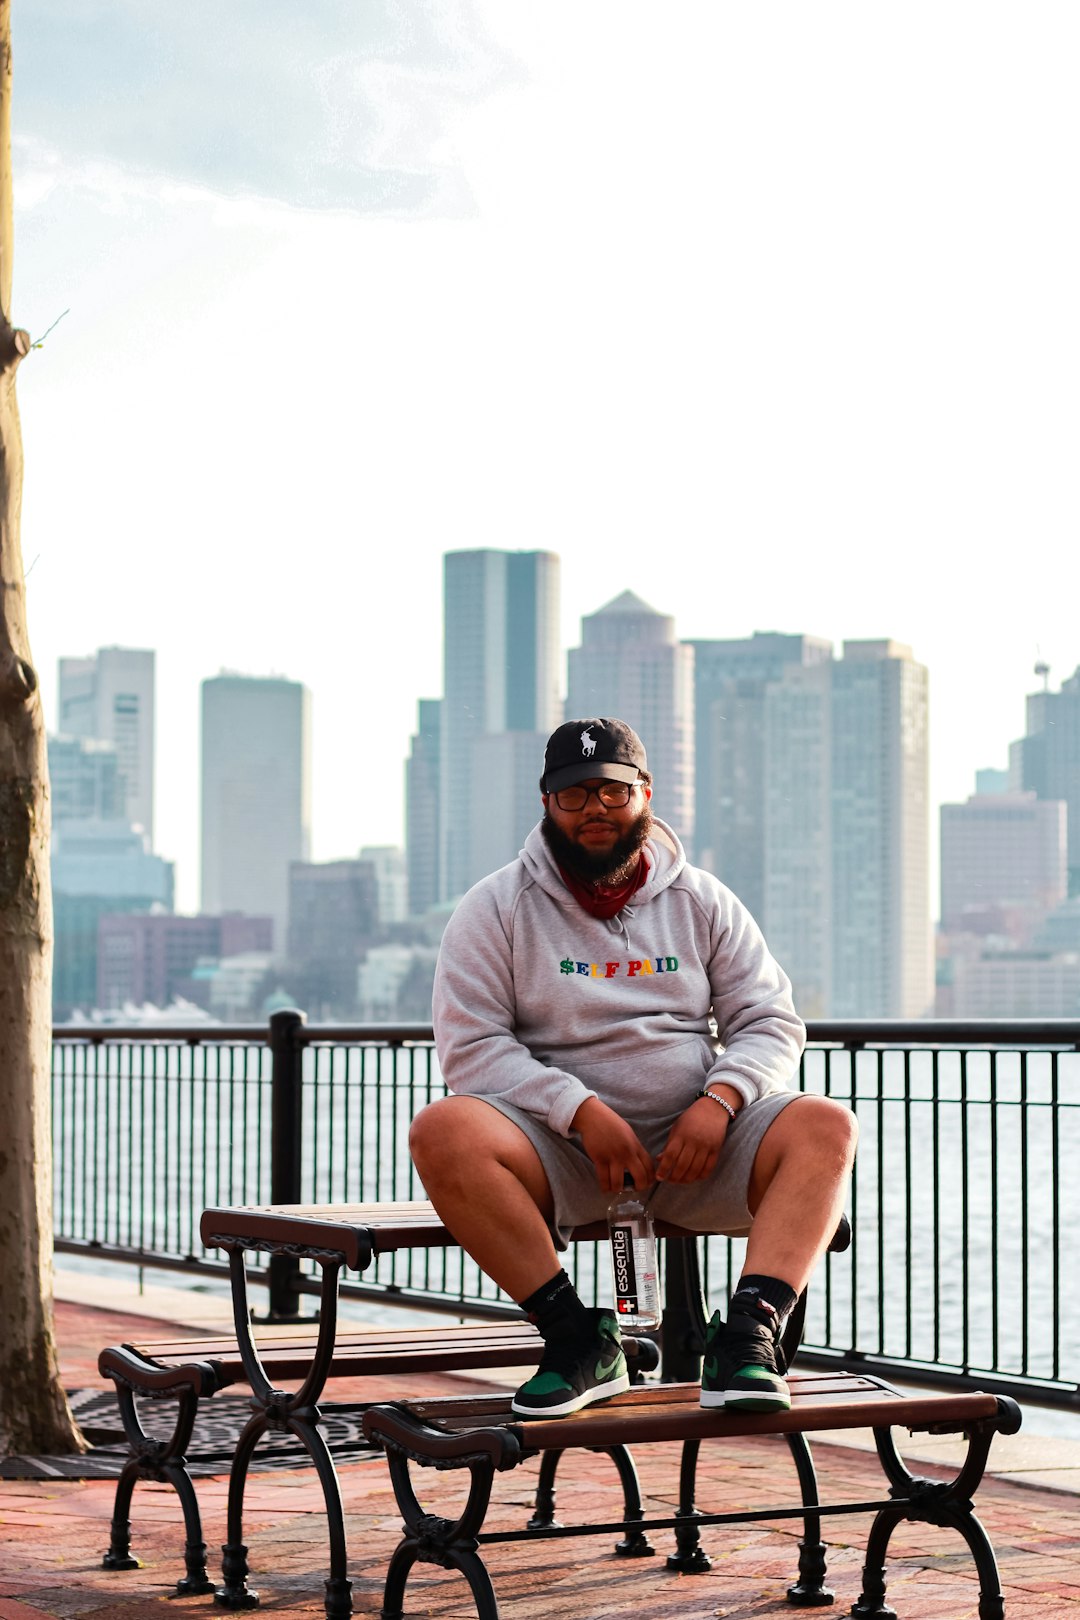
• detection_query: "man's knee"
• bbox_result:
[409,1094,485,1176]
[749,1094,858,1201]
[410,1095,555,1220]
[794,1094,859,1162]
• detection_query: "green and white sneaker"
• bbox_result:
[511,1308,629,1418]
[700,1293,791,1412]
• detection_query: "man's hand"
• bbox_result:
[571,1096,654,1195]
[655,1095,735,1185]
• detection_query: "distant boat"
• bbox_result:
[57,998,223,1029]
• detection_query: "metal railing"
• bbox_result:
[51,1013,1080,1407]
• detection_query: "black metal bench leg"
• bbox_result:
[102,1457,142,1572]
[102,1384,213,1595]
[285,1406,353,1620]
[600,1445,655,1557]
[528,1444,653,1556]
[856,1419,1009,1620]
[381,1448,500,1620]
[784,1430,834,1607]
[666,1437,711,1573]
[939,1507,1007,1620]
[164,1460,215,1595]
[850,1503,903,1620]
[526,1450,561,1529]
[215,1411,267,1610]
[380,1541,419,1620]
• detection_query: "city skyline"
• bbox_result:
[50,608,1079,937]
[18,6,1080,912]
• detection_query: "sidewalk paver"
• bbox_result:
[0,1290,1076,1619]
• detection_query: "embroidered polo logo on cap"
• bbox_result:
[580,729,597,758]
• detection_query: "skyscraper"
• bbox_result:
[762,660,833,1016]
[940,792,1066,942]
[831,641,931,1018]
[406,698,441,916]
[688,632,832,900]
[51,821,174,1018]
[468,730,549,880]
[200,674,312,949]
[565,592,694,845]
[358,845,408,926]
[285,859,378,1016]
[58,647,155,840]
[1010,665,1080,895]
[693,637,932,1018]
[440,551,560,900]
[47,734,125,822]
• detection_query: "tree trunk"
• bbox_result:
[0,0,84,1457]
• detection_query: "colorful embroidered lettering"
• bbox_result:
[557,953,680,978]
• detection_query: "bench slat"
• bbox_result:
[365,1373,1003,1458]
[199,1199,722,1267]
[100,1320,658,1393]
[126,1324,541,1361]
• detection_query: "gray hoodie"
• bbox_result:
[432,818,805,1140]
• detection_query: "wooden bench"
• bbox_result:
[97,1201,664,1602]
[99,1320,659,1595]
[363,1375,1023,1620]
[98,1201,851,1616]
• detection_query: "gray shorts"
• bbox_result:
[479,1088,806,1248]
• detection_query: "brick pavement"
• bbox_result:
[0,1298,1076,1619]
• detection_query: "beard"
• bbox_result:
[541,802,654,886]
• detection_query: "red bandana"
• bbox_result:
[557,853,650,918]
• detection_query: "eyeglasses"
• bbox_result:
[551,781,639,811]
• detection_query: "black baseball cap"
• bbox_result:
[541,718,649,793]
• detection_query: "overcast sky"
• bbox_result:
[13,2,1080,912]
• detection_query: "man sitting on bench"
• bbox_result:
[411,718,857,1420]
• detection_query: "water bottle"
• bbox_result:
[607,1173,661,1332]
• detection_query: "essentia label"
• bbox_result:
[611,1223,640,1313]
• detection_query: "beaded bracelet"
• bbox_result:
[697,1088,737,1122]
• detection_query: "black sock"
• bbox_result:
[733,1273,798,1324]
[521,1270,593,1341]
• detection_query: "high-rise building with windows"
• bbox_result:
[565,592,694,846]
[934,787,1070,1017]
[440,551,560,900]
[58,647,155,840]
[51,821,174,1018]
[690,636,931,1018]
[358,845,408,926]
[468,730,549,880]
[831,641,931,1018]
[940,793,1066,942]
[1010,665,1080,896]
[200,674,311,949]
[688,632,832,903]
[286,858,378,1016]
[47,734,125,823]
[406,699,442,917]
[762,660,834,1016]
